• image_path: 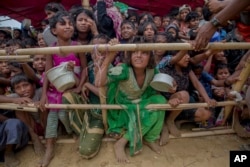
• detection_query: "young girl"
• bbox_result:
[95,37,166,163]
[138,21,157,42]
[62,34,111,159]
[71,7,99,45]
[40,11,87,167]
[159,49,217,146]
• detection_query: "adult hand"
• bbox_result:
[207,0,225,14]
[192,22,217,50]
[87,18,99,36]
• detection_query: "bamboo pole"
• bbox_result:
[169,128,235,138]
[192,126,232,131]
[0,103,38,112]
[0,42,249,55]
[0,55,31,60]
[222,59,250,125]
[0,100,245,112]
[99,87,108,132]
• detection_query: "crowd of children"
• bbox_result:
[0,0,250,166]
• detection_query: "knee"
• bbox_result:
[4,119,25,130]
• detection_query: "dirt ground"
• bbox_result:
[1,130,250,167]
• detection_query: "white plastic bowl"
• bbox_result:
[150,73,174,92]
[46,63,76,92]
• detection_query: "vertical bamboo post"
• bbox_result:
[99,87,108,133]
[222,59,250,125]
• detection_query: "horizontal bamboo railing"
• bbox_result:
[0,42,250,55]
[0,100,245,112]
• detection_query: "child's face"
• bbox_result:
[177,53,190,68]
[128,16,137,23]
[45,10,56,19]
[91,38,108,62]
[76,13,91,33]
[37,33,46,47]
[214,51,226,62]
[139,15,148,25]
[179,9,190,21]
[216,68,230,80]
[193,68,203,79]
[0,61,10,75]
[131,51,150,69]
[121,23,134,40]
[52,16,74,39]
[13,30,21,39]
[154,35,167,56]
[14,81,35,98]
[153,16,162,28]
[195,7,203,18]
[33,55,46,73]
[167,28,177,38]
[143,24,155,42]
[189,18,199,29]
[9,65,23,78]
[162,17,170,28]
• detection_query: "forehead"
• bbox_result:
[92,38,107,44]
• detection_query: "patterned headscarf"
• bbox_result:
[96,0,122,39]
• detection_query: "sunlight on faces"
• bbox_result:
[14,81,35,98]
[76,13,91,33]
[216,68,230,80]
[131,51,150,69]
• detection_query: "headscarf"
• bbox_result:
[95,0,122,39]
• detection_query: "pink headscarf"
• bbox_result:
[96,0,122,39]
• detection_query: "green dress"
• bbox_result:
[107,64,166,155]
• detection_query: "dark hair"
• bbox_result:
[121,20,136,30]
[137,21,157,36]
[139,13,154,24]
[192,63,204,71]
[127,11,139,23]
[214,63,230,76]
[44,2,65,13]
[23,38,37,47]
[185,11,199,22]
[202,6,212,21]
[49,11,73,34]
[91,34,110,44]
[10,73,34,88]
[165,23,179,40]
[124,36,155,69]
[6,39,25,48]
[70,8,96,41]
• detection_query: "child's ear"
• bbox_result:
[51,28,57,36]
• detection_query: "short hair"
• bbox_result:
[124,36,155,69]
[6,39,25,48]
[91,34,110,44]
[214,63,230,76]
[185,12,199,22]
[121,20,136,29]
[10,73,34,88]
[44,2,65,13]
[49,11,73,33]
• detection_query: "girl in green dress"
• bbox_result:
[95,37,166,163]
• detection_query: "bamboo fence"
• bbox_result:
[0,42,249,139]
[0,42,250,56]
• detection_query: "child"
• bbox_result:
[71,7,98,45]
[159,49,217,145]
[0,74,45,156]
[138,21,157,42]
[40,11,87,167]
[32,54,46,79]
[153,15,163,32]
[185,11,200,40]
[178,4,191,41]
[0,111,29,167]
[63,34,111,159]
[95,37,166,163]
[162,15,171,29]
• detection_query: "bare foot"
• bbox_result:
[114,138,129,163]
[4,152,20,167]
[167,120,181,137]
[144,141,162,154]
[159,124,169,146]
[38,145,55,167]
[33,138,45,156]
